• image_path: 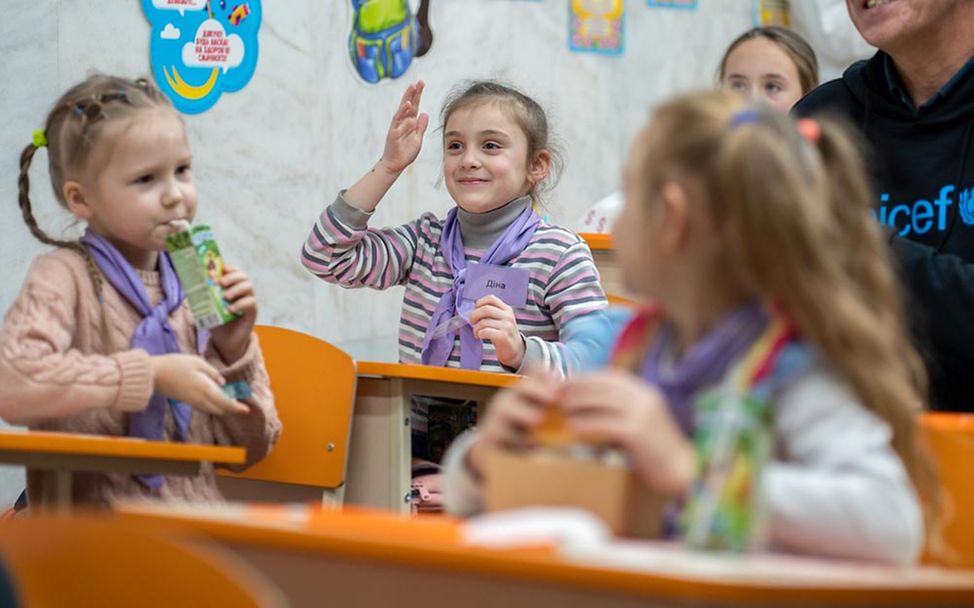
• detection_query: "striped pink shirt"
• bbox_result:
[302,196,608,374]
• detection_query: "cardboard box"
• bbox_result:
[483,447,666,538]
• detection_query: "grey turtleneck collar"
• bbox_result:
[456,196,533,250]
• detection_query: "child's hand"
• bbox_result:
[152,354,248,415]
[209,263,256,364]
[470,295,526,369]
[466,372,560,477]
[377,81,429,175]
[561,370,696,497]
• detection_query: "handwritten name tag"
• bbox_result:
[463,263,530,308]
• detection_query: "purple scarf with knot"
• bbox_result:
[638,302,769,436]
[82,230,194,489]
[421,204,541,369]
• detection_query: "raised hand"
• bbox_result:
[152,354,249,416]
[378,80,430,175]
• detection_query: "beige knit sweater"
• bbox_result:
[0,248,281,507]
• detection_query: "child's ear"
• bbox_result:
[659,181,690,252]
[527,150,551,186]
[62,180,93,220]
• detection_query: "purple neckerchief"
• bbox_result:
[639,302,769,436]
[82,231,192,490]
[421,204,541,369]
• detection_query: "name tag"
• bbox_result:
[463,263,530,308]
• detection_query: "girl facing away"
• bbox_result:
[301,80,608,374]
[444,91,939,566]
[0,75,281,508]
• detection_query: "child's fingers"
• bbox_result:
[469,303,513,324]
[396,83,416,114]
[221,279,254,302]
[510,374,560,405]
[194,360,226,386]
[474,295,507,309]
[416,112,429,138]
[410,80,425,110]
[226,295,257,315]
[475,327,505,343]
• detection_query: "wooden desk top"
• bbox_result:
[356,361,520,389]
[116,503,974,606]
[580,233,614,251]
[0,429,245,465]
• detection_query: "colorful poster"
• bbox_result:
[646,0,697,8]
[348,0,434,84]
[753,0,790,26]
[569,0,625,55]
[142,0,262,114]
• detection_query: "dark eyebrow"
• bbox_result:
[444,129,512,139]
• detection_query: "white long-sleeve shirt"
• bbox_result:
[442,360,923,566]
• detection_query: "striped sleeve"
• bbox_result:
[520,233,608,376]
[300,193,431,289]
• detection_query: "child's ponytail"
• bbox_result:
[812,117,943,555]
[636,92,941,557]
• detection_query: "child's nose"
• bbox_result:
[161,179,184,207]
[461,149,481,168]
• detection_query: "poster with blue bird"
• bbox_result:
[142,0,261,114]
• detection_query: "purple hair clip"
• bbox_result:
[729,108,760,128]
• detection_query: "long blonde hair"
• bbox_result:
[629,90,940,545]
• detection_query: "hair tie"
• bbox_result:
[729,108,760,128]
[32,129,47,148]
[796,118,821,144]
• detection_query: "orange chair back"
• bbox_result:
[220,325,356,489]
[0,514,285,607]
[922,413,974,569]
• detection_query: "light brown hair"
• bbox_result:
[17,74,176,350]
[629,90,940,550]
[439,80,563,205]
[718,26,819,96]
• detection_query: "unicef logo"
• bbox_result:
[960,188,974,226]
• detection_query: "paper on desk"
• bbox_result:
[461,507,611,550]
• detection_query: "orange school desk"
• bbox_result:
[116,502,974,608]
[346,362,518,512]
[0,429,244,510]
[580,232,624,296]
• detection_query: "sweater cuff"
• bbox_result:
[208,332,263,383]
[331,190,375,230]
[111,349,153,412]
[516,337,547,374]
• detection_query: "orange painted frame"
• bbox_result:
[356,361,519,389]
[117,503,974,607]
[921,413,974,569]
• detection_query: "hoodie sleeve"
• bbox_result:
[891,235,974,407]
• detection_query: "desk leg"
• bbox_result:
[42,470,72,513]
[345,377,411,513]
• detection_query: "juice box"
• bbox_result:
[681,390,771,552]
[164,222,239,330]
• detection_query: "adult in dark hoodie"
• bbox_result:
[794,0,974,411]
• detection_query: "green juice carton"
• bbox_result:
[164,222,239,330]
[681,390,772,553]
